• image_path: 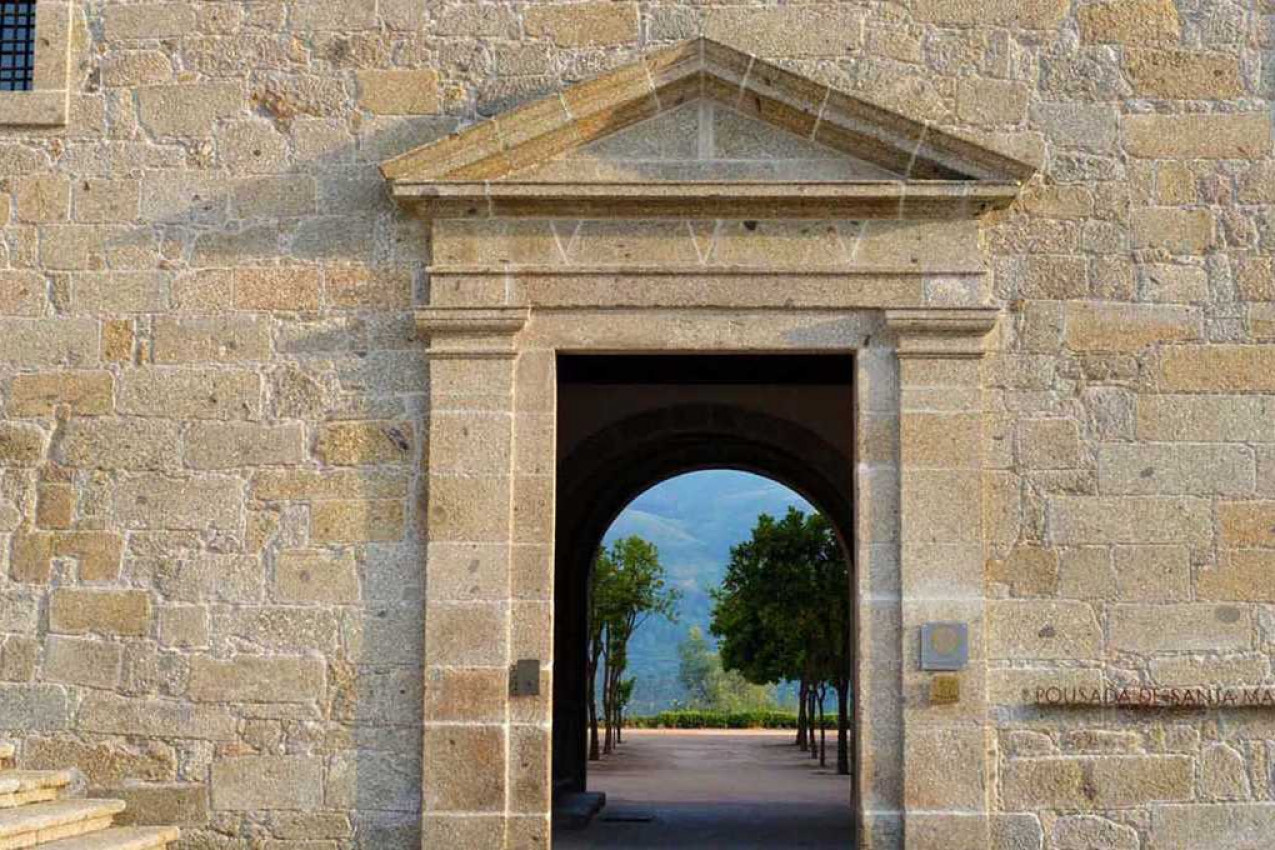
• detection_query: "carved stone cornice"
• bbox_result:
[883,307,999,359]
[415,306,529,358]
[392,180,1021,220]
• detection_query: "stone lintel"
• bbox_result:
[393,181,1021,220]
[884,308,999,359]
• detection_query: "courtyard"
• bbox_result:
[556,730,854,849]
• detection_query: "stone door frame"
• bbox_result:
[384,37,1033,850]
[416,300,998,849]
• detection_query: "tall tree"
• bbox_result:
[588,535,679,757]
[711,507,852,774]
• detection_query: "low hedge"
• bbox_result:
[628,710,836,729]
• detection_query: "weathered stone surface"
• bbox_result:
[233,267,322,312]
[1160,346,1275,392]
[357,70,441,115]
[1124,51,1244,99]
[1124,113,1271,160]
[1098,444,1254,496]
[110,783,209,827]
[117,368,261,420]
[1198,551,1275,602]
[1219,501,1275,548]
[0,685,71,731]
[137,83,243,137]
[1049,496,1212,545]
[275,549,360,604]
[315,421,414,466]
[1078,0,1180,44]
[115,473,244,531]
[1112,546,1190,601]
[251,468,409,501]
[153,316,272,363]
[26,737,176,787]
[988,600,1102,660]
[1018,419,1083,470]
[1199,743,1251,801]
[1065,303,1199,352]
[189,655,325,702]
[44,635,122,688]
[1149,804,1275,849]
[55,417,181,470]
[310,499,405,543]
[914,0,1068,28]
[212,756,324,810]
[1150,655,1269,688]
[1131,208,1214,254]
[1138,396,1275,442]
[1052,815,1139,850]
[987,546,1059,597]
[0,319,98,366]
[524,2,638,46]
[422,726,505,812]
[1109,604,1252,653]
[704,6,866,56]
[0,270,47,316]
[9,371,113,417]
[49,589,151,637]
[182,422,305,469]
[1003,756,1192,809]
[0,423,47,466]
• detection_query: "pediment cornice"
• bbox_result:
[381,38,1036,220]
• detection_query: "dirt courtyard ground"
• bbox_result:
[554,729,855,848]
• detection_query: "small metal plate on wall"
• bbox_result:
[930,673,961,705]
[920,622,968,671]
[511,658,541,696]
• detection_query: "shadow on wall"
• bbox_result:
[6,83,504,847]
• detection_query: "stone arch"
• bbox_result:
[553,402,856,797]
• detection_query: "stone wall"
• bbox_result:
[0,1,1272,848]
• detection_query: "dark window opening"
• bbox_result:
[0,1,37,93]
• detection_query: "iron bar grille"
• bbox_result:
[0,1,36,92]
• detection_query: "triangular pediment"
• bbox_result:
[382,38,1035,218]
[513,101,903,182]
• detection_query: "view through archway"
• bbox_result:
[556,469,855,848]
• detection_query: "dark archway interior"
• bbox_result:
[553,354,857,803]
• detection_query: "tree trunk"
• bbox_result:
[795,680,808,747]
[817,683,827,768]
[807,688,818,759]
[601,641,614,755]
[587,651,601,761]
[835,678,850,776]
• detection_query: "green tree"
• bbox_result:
[678,626,776,712]
[677,626,716,707]
[588,536,679,759]
[710,507,852,774]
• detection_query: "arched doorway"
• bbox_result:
[552,354,857,829]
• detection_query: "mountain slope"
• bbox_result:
[601,470,813,713]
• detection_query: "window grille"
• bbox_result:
[0,1,37,93]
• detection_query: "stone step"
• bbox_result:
[0,799,124,850]
[0,771,75,809]
[27,827,179,850]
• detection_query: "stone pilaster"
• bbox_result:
[417,306,533,849]
[885,308,998,850]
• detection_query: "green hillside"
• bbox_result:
[600,470,813,714]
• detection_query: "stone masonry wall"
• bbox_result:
[0,1,1272,848]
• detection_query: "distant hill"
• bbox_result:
[601,470,812,714]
